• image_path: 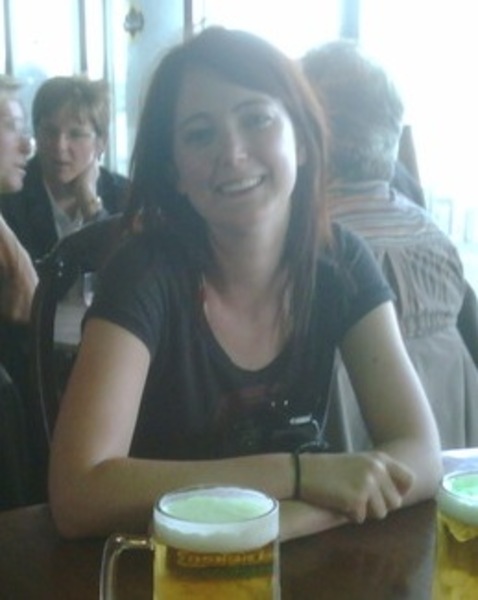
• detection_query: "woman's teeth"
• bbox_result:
[217,176,262,194]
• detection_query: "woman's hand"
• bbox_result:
[299,451,414,523]
[72,158,102,219]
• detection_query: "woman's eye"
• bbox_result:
[1,118,21,133]
[182,127,213,146]
[68,128,94,140]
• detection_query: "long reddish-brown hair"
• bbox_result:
[128,27,331,342]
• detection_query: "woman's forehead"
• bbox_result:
[175,67,276,120]
[41,102,92,127]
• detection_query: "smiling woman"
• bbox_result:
[46,27,441,542]
[172,68,300,234]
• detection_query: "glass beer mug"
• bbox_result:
[433,471,478,599]
[100,485,280,599]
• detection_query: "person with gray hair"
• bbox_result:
[302,40,478,450]
[303,39,404,185]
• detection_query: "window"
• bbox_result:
[8,1,80,125]
[359,0,478,290]
[193,0,342,57]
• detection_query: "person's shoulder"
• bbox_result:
[106,224,186,276]
[23,156,44,188]
[328,220,369,257]
[317,222,369,285]
[98,166,130,189]
[393,190,458,241]
[98,167,131,211]
[392,161,425,206]
[320,221,389,290]
[392,189,428,215]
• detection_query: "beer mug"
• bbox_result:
[433,470,478,599]
[100,485,280,599]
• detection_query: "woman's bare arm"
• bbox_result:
[298,302,442,522]
[49,319,314,539]
[50,303,441,539]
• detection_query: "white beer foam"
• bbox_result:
[153,486,278,553]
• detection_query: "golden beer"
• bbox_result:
[153,486,280,599]
[433,471,478,599]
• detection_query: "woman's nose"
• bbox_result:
[53,132,70,152]
[218,126,248,165]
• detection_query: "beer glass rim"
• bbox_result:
[437,470,478,526]
[152,485,279,553]
[154,484,278,523]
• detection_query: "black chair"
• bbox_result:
[29,215,124,444]
[0,363,30,509]
[458,280,478,370]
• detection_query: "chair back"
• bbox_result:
[30,215,124,441]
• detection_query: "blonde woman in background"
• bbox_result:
[0,75,38,509]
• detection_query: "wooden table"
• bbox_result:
[0,449,471,600]
[0,501,435,600]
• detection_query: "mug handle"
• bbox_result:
[99,533,153,600]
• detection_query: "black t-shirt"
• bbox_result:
[88,223,392,459]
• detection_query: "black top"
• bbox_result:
[0,155,130,263]
[88,223,392,460]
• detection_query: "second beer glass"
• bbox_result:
[433,471,478,599]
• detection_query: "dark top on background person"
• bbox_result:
[0,76,129,263]
[302,40,478,449]
[48,27,441,541]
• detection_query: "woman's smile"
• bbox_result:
[173,67,301,230]
[214,175,265,196]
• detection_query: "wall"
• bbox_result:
[121,0,184,170]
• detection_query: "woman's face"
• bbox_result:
[35,104,105,186]
[172,67,303,233]
[0,97,31,193]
